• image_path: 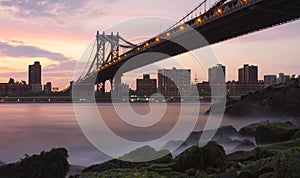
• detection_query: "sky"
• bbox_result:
[0,0,300,89]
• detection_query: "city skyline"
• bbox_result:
[0,0,300,89]
[3,61,299,91]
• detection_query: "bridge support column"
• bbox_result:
[101,82,106,93]
[109,78,114,92]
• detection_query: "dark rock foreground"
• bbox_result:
[71,121,300,178]
[0,148,69,178]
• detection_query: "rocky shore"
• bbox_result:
[0,121,299,178]
[208,83,300,117]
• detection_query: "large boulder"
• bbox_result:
[234,139,256,152]
[238,122,268,137]
[254,122,299,145]
[185,126,238,146]
[173,141,228,172]
[161,140,188,156]
[119,145,172,164]
[83,145,172,174]
[0,148,69,178]
[220,84,300,117]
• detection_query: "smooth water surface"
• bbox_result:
[0,103,273,166]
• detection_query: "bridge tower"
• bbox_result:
[95,31,120,68]
[74,31,136,97]
[93,31,121,93]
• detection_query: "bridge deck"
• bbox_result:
[77,0,300,85]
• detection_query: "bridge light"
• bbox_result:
[155,37,160,42]
[197,18,202,23]
[124,54,127,57]
[242,0,248,3]
[179,25,185,30]
[118,56,121,60]
[166,32,171,37]
[137,47,140,51]
[217,8,223,14]
[145,43,149,47]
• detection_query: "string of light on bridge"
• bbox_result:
[73,0,253,86]
[98,0,251,70]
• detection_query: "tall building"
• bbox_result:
[158,67,191,96]
[238,64,258,84]
[276,73,290,84]
[136,74,157,95]
[264,75,276,88]
[43,82,52,93]
[29,61,42,92]
[208,64,226,85]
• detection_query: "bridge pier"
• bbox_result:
[100,82,106,93]
[109,78,113,92]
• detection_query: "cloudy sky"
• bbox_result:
[0,0,300,89]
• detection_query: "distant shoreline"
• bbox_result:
[0,96,234,104]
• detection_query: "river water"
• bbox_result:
[0,103,278,166]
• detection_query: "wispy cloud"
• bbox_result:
[0,0,120,21]
[0,40,70,62]
[0,0,85,18]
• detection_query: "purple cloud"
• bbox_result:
[0,0,120,19]
[0,41,70,62]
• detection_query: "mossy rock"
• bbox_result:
[238,122,265,137]
[272,148,300,178]
[237,170,253,178]
[254,138,300,159]
[120,145,173,164]
[184,168,196,176]
[254,122,299,145]
[0,148,69,178]
[234,139,256,152]
[240,158,271,172]
[83,146,173,173]
[74,168,162,178]
[173,141,228,172]
[291,130,300,140]
[222,84,300,117]
[160,171,187,178]
[227,150,256,162]
[82,159,134,173]
[259,172,273,178]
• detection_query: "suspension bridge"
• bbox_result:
[66,0,300,95]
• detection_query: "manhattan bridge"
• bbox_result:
[64,0,300,97]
